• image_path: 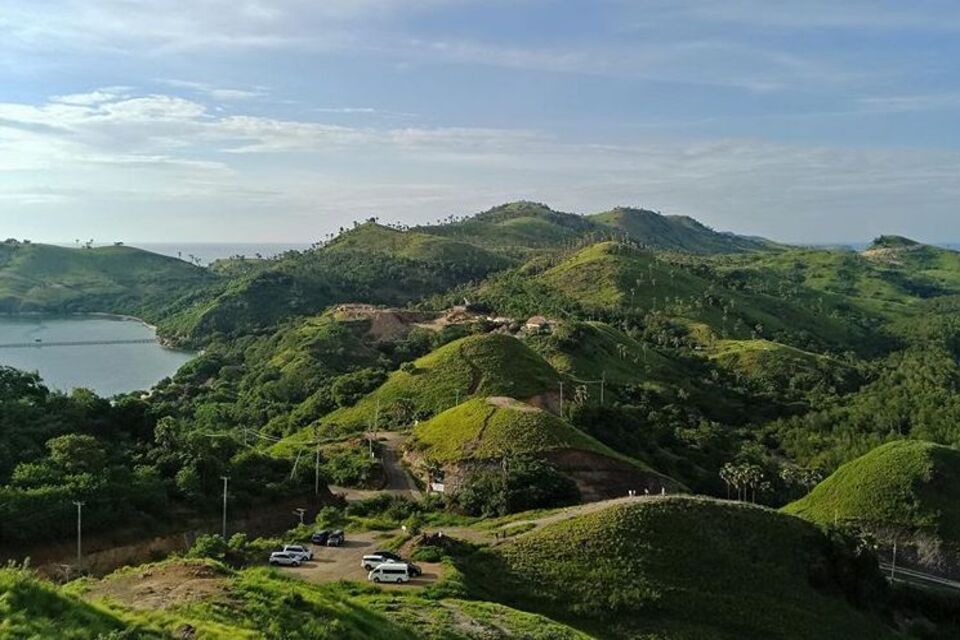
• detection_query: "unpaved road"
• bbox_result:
[279,530,442,588]
[330,431,422,501]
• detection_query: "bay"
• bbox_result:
[0,315,195,397]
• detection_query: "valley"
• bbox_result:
[5,202,960,638]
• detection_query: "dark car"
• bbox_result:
[373,550,403,562]
[311,530,330,545]
[406,562,423,577]
[327,529,345,547]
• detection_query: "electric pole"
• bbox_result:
[220,476,229,539]
[74,501,85,573]
[314,425,321,497]
[890,539,898,580]
[600,371,605,405]
[558,381,564,418]
[294,508,306,525]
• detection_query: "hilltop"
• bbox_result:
[590,206,773,254]
[458,496,896,639]
[303,333,561,435]
[0,241,213,317]
[784,440,960,570]
[0,560,590,639]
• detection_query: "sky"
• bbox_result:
[0,0,959,244]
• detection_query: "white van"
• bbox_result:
[367,563,410,584]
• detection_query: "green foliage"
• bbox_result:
[589,206,773,254]
[455,456,580,517]
[411,396,635,466]
[457,497,896,639]
[784,440,960,549]
[311,333,560,435]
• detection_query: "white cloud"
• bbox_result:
[1,88,959,244]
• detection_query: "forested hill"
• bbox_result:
[417,201,772,256]
[0,240,213,317]
[9,210,960,636]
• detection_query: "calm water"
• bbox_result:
[0,316,195,397]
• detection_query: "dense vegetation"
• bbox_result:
[455,497,895,639]
[9,204,960,636]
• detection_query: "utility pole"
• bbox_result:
[294,508,306,525]
[558,381,564,418]
[220,476,229,539]
[73,501,85,573]
[455,389,460,406]
[890,539,898,580]
[600,371,606,405]
[314,425,321,497]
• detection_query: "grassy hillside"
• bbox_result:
[411,396,635,465]
[0,567,160,639]
[784,440,960,549]
[419,201,604,256]
[326,222,511,272]
[708,339,862,397]
[590,206,772,254]
[0,241,213,317]
[537,242,870,351]
[459,497,896,639]
[165,225,509,343]
[0,560,588,639]
[299,333,560,436]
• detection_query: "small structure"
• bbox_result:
[524,315,551,332]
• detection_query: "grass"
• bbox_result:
[589,206,771,254]
[307,333,560,436]
[783,440,960,548]
[411,396,642,467]
[457,496,899,639]
[4,558,590,640]
[0,241,214,321]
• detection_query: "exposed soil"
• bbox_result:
[84,561,230,610]
[279,530,443,590]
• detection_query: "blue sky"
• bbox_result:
[1,0,959,244]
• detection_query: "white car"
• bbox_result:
[269,552,302,567]
[368,563,410,584]
[282,544,313,561]
[361,554,403,570]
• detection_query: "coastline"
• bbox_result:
[0,311,197,352]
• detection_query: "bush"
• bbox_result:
[456,456,580,517]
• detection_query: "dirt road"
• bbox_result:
[279,530,442,588]
[330,431,422,501]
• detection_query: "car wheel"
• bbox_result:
[373,577,381,583]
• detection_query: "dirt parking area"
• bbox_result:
[278,530,443,589]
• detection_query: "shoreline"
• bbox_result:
[0,311,158,331]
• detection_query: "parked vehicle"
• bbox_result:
[282,544,313,561]
[327,530,345,546]
[372,550,403,562]
[269,552,302,567]
[362,553,404,570]
[405,562,423,577]
[367,563,410,584]
[311,530,330,545]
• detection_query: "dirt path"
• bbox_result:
[330,432,421,501]
[444,494,663,545]
[279,530,442,589]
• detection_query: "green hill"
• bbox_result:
[459,496,896,639]
[535,242,869,350]
[326,222,511,272]
[590,206,772,254]
[0,560,589,640]
[0,241,213,317]
[419,201,603,256]
[168,225,510,342]
[784,440,960,551]
[411,396,632,465]
[708,338,862,397]
[302,333,560,436]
